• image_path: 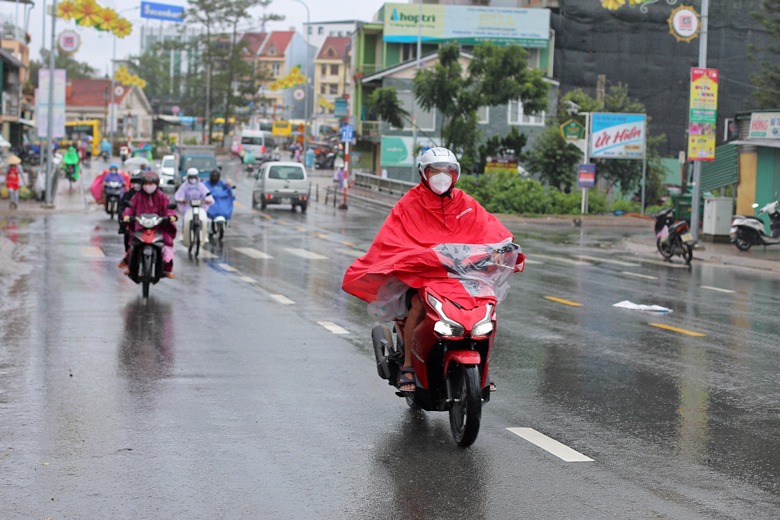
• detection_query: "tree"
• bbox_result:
[750,0,780,108]
[128,45,174,114]
[29,49,98,89]
[413,42,549,158]
[365,87,409,129]
[526,127,582,191]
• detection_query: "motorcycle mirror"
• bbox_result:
[231,185,236,190]
[253,173,259,180]
[752,203,760,208]
[167,202,177,210]
[218,165,223,171]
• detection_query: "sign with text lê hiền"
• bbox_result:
[590,113,646,160]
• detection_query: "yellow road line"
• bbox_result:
[341,241,357,247]
[251,209,258,213]
[277,220,287,224]
[648,323,707,337]
[317,233,329,238]
[295,226,306,231]
[544,296,583,307]
[234,201,246,208]
[261,214,270,219]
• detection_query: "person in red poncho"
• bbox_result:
[342,148,516,392]
[121,172,178,278]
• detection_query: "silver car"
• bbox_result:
[158,154,177,189]
[252,162,310,212]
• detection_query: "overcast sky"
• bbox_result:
[5,0,386,75]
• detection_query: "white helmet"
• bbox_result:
[418,147,460,181]
[186,167,199,178]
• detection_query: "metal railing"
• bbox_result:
[357,120,381,138]
[0,24,25,42]
[352,171,417,196]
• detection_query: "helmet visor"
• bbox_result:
[424,162,460,178]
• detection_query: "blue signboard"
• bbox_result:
[140,2,185,23]
[341,125,354,143]
[334,98,348,117]
[577,164,596,189]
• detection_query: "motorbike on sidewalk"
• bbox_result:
[371,242,524,447]
[104,181,124,219]
[127,203,177,299]
[731,201,780,251]
[654,208,694,264]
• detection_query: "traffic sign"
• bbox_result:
[560,119,585,140]
[341,124,354,142]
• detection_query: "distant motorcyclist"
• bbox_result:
[202,169,235,225]
[103,163,126,194]
[117,174,144,268]
[62,146,80,180]
[243,149,256,165]
[175,168,213,214]
[122,172,177,278]
[101,138,111,157]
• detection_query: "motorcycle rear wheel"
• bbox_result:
[142,253,152,299]
[734,230,754,251]
[656,238,673,260]
[218,222,224,241]
[449,364,482,447]
[682,242,693,264]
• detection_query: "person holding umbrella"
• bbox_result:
[5,155,24,209]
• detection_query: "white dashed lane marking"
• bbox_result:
[218,263,238,272]
[270,294,295,305]
[337,248,366,257]
[576,255,640,267]
[507,428,594,462]
[285,248,328,260]
[239,276,257,283]
[533,254,591,266]
[234,247,273,259]
[621,271,658,280]
[317,321,349,334]
[524,259,544,265]
[81,247,105,258]
[701,285,736,293]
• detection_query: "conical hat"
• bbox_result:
[6,155,21,165]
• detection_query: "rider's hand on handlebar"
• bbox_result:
[122,216,130,222]
[489,251,506,266]
[169,215,177,222]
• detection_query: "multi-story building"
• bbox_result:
[139,23,201,109]
[255,30,314,121]
[303,20,362,52]
[351,2,557,180]
[313,36,350,134]
[0,17,29,146]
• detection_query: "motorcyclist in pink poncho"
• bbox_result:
[122,172,178,278]
[175,168,214,214]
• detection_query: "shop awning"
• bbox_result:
[731,139,780,149]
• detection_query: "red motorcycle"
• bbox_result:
[127,203,177,298]
[371,241,524,447]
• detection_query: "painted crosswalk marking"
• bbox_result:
[317,321,349,334]
[81,247,105,258]
[621,271,658,280]
[218,263,237,272]
[533,254,591,266]
[234,247,273,259]
[701,286,735,293]
[239,276,257,283]
[507,428,593,462]
[285,248,328,260]
[270,294,295,305]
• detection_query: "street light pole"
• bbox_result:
[44,0,56,206]
[290,0,310,160]
[690,0,709,243]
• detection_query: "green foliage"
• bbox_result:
[750,0,780,108]
[474,127,528,174]
[413,42,549,156]
[366,87,410,129]
[525,126,582,192]
[30,50,98,88]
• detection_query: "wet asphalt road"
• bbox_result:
[1,159,779,518]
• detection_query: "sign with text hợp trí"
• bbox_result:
[590,113,646,160]
[688,68,718,161]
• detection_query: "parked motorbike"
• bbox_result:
[314,153,335,169]
[371,242,523,447]
[654,208,694,264]
[127,204,177,299]
[104,181,124,219]
[731,201,780,251]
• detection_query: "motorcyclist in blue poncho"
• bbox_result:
[202,169,235,235]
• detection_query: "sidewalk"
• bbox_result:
[623,234,780,273]
[0,170,88,217]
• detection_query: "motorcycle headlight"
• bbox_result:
[427,294,465,337]
[471,305,494,337]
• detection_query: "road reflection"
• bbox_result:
[118,297,175,391]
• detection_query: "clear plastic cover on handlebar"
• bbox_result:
[433,240,520,303]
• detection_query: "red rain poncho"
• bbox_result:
[342,184,518,310]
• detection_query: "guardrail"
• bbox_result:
[352,171,416,196]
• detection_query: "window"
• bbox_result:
[401,43,417,62]
[395,90,435,131]
[507,100,545,126]
[307,27,312,35]
[320,84,327,94]
[318,27,324,35]
[320,64,327,76]
[329,84,338,95]
[526,48,540,69]
[268,165,305,180]
[271,63,281,76]
[330,64,339,76]
[241,137,264,145]
[477,106,489,125]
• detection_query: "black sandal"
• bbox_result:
[397,366,416,392]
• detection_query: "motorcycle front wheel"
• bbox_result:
[656,238,673,260]
[142,252,152,299]
[449,364,482,447]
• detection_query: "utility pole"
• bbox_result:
[410,0,421,181]
[690,0,709,243]
[44,0,57,206]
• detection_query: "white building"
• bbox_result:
[303,20,363,51]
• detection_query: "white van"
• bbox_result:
[239,130,277,163]
[252,162,309,212]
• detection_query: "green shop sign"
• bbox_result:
[381,137,411,167]
[560,119,586,140]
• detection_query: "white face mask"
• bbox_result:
[132,183,142,191]
[188,177,197,184]
[428,173,453,195]
[143,184,157,194]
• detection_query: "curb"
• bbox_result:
[622,238,780,273]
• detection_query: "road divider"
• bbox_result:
[648,323,707,337]
[317,321,349,334]
[507,428,593,462]
[234,247,273,259]
[544,296,583,307]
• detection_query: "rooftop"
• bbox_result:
[316,36,350,61]
[259,31,294,57]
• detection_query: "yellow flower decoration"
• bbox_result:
[113,18,132,39]
[57,0,77,20]
[73,0,103,28]
[96,7,119,31]
[601,0,625,9]
[137,78,147,89]
[268,82,279,92]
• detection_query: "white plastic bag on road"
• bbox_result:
[613,300,673,313]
